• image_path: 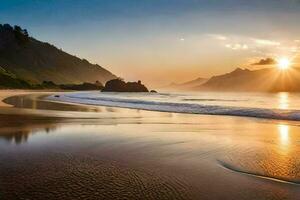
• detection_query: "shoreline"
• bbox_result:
[45,91,300,123]
[1,90,300,126]
[0,90,300,199]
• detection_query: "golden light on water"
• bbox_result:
[278,92,289,109]
[278,124,289,144]
[277,57,291,70]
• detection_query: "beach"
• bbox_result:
[0,91,300,200]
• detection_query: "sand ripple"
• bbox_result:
[0,153,195,200]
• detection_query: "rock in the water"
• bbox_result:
[102,79,149,92]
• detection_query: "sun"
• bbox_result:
[277,57,291,70]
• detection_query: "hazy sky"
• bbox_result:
[1,0,300,86]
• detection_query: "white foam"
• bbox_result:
[47,92,300,121]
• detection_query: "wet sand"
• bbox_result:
[0,91,300,199]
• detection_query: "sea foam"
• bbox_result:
[47,92,300,121]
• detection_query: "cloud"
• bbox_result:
[251,58,276,65]
[225,43,248,50]
[208,34,227,41]
[253,39,280,46]
[290,46,300,52]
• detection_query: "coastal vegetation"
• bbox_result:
[0,67,31,89]
[0,67,104,90]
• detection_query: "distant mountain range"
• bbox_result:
[0,24,116,86]
[198,67,300,92]
[165,67,300,92]
[164,77,208,91]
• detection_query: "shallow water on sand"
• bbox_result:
[0,93,300,199]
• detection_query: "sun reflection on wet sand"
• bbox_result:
[278,92,289,110]
[278,124,289,144]
[277,124,291,155]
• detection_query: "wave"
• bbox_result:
[218,160,300,185]
[183,98,242,102]
[47,93,300,121]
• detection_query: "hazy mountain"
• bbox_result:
[164,77,208,91]
[198,67,300,92]
[0,24,116,85]
[180,77,208,88]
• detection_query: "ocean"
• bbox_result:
[48,91,300,121]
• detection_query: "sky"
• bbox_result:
[1,0,300,86]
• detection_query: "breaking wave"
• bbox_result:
[47,92,300,121]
